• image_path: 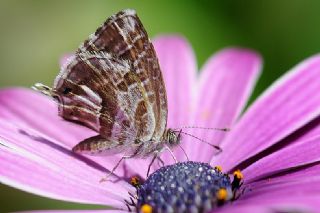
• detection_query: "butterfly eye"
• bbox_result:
[63,87,72,95]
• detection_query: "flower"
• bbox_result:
[1,35,320,212]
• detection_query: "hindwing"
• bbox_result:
[53,9,168,155]
[54,52,155,154]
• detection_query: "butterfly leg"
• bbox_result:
[100,145,143,183]
[157,156,165,167]
[164,144,178,163]
[178,143,189,161]
[100,155,132,183]
[147,154,158,177]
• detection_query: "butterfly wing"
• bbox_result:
[54,52,155,155]
[78,9,168,141]
[53,9,168,156]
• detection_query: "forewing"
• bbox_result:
[53,52,155,154]
[78,9,168,140]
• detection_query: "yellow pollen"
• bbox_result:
[215,165,222,172]
[130,176,140,187]
[141,204,152,213]
[233,169,243,180]
[216,188,228,201]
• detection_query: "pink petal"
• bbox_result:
[0,120,133,209]
[185,48,262,162]
[0,88,147,178]
[239,177,320,212]
[213,54,320,171]
[0,88,96,147]
[244,135,320,182]
[247,161,320,191]
[213,204,274,213]
[231,152,320,212]
[270,162,320,182]
[230,197,320,213]
[22,210,128,213]
[218,164,320,213]
[153,36,197,163]
[246,177,320,199]
[0,147,126,208]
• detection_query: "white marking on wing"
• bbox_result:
[80,85,102,104]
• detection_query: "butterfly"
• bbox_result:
[33,9,182,177]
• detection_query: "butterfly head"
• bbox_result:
[165,128,182,147]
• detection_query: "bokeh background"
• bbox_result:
[1,0,320,211]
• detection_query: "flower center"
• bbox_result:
[131,161,241,213]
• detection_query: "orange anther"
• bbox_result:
[216,188,228,201]
[130,176,140,187]
[233,169,243,180]
[141,204,152,213]
[215,166,222,172]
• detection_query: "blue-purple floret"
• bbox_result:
[136,161,232,213]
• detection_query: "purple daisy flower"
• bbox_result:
[1,35,320,213]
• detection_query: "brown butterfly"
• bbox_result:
[34,9,226,180]
[33,9,183,178]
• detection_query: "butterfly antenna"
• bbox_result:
[32,83,57,98]
[177,126,230,132]
[174,130,222,153]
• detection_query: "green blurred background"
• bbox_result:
[1,0,320,211]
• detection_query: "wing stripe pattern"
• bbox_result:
[53,9,168,156]
[78,9,168,141]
